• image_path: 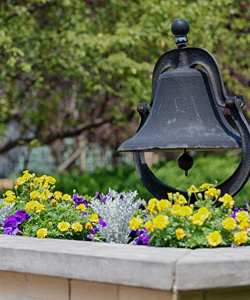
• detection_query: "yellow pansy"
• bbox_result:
[34,177,41,184]
[175,195,187,205]
[16,177,25,186]
[198,207,210,219]
[148,198,157,211]
[190,212,206,225]
[153,215,169,229]
[25,200,37,212]
[39,175,48,182]
[206,188,217,198]
[206,231,222,247]
[222,218,237,230]
[22,172,32,181]
[129,217,143,230]
[219,193,235,208]
[188,185,199,193]
[171,204,181,216]
[71,222,83,233]
[89,214,99,224]
[40,190,53,201]
[54,191,63,200]
[157,199,171,211]
[62,194,72,201]
[236,211,249,223]
[85,222,93,230]
[35,203,45,213]
[30,190,41,200]
[76,204,87,211]
[47,176,56,185]
[25,200,44,213]
[201,183,211,191]
[5,196,16,204]
[5,190,15,197]
[239,220,249,231]
[234,231,248,245]
[144,221,154,232]
[176,228,185,240]
[57,222,70,232]
[179,206,193,217]
[36,228,48,238]
[51,199,57,206]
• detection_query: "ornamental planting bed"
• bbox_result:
[1,171,249,248]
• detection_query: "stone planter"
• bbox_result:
[0,235,250,300]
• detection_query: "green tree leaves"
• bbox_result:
[0,0,249,164]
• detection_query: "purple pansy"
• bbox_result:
[93,191,102,200]
[2,215,18,229]
[84,227,99,241]
[94,191,111,203]
[2,210,29,235]
[139,200,149,210]
[99,217,107,227]
[15,210,30,223]
[132,228,151,246]
[4,227,20,235]
[83,215,107,241]
[72,193,89,208]
[92,228,98,235]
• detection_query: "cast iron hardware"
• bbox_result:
[118,19,250,204]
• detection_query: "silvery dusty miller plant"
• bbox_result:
[91,188,142,243]
[0,200,14,231]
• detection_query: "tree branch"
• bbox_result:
[1,2,54,24]
[0,116,117,154]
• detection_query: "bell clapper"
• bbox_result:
[177,149,194,176]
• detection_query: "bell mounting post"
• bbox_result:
[118,19,250,204]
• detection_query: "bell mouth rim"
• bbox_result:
[118,146,242,152]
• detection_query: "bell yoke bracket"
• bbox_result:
[132,19,250,203]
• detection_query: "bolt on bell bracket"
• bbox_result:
[118,19,250,204]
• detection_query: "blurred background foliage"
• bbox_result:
[53,151,248,207]
[0,0,249,204]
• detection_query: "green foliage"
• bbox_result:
[0,1,250,157]
[52,152,249,207]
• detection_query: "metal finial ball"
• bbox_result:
[171,19,190,36]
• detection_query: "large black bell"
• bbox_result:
[118,67,241,152]
[117,18,250,203]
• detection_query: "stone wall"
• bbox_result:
[0,235,250,300]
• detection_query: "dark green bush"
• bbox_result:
[53,152,249,207]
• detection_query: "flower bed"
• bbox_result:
[0,171,250,249]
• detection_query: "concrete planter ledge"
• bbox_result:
[1,235,250,300]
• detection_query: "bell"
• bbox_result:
[117,19,250,202]
[118,67,241,152]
